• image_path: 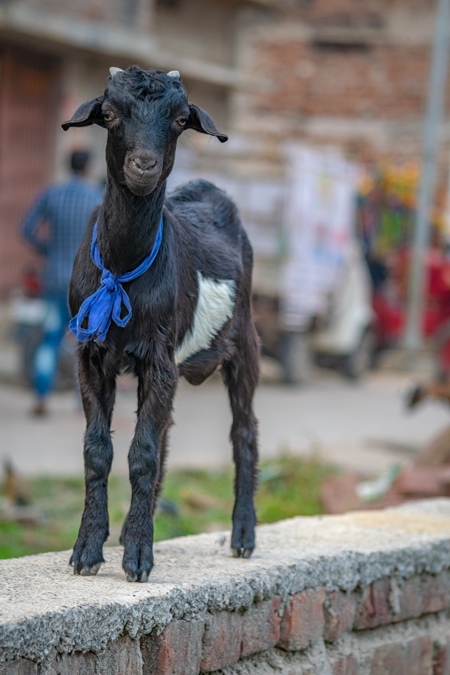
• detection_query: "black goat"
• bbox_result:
[62,66,260,582]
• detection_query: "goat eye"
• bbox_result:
[177,117,188,127]
[103,111,115,123]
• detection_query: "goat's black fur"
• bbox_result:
[63,66,260,582]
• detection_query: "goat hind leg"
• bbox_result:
[222,322,259,558]
[71,348,116,575]
[151,416,173,515]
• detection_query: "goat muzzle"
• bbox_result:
[124,152,161,195]
[130,153,158,173]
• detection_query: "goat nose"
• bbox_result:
[131,154,158,172]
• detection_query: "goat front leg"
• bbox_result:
[121,359,177,582]
[70,347,117,576]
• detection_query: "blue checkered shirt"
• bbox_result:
[22,176,103,293]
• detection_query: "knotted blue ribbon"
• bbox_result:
[69,218,163,342]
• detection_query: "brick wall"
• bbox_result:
[4,569,450,673]
[3,501,450,674]
[251,42,431,120]
[142,576,450,673]
[23,0,152,29]
[296,0,435,25]
[234,0,449,157]
[5,588,450,675]
[0,48,60,297]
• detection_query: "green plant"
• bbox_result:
[0,455,335,559]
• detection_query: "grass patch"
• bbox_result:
[0,455,334,559]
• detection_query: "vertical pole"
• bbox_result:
[404,0,450,352]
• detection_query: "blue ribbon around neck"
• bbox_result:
[69,217,163,342]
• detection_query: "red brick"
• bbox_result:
[434,644,450,675]
[369,637,433,675]
[200,612,242,672]
[354,578,392,630]
[99,638,144,675]
[395,467,450,497]
[397,576,426,619]
[408,637,434,675]
[240,597,282,658]
[354,573,450,632]
[48,651,97,675]
[249,40,432,120]
[399,573,450,620]
[369,643,407,675]
[423,573,450,614]
[324,591,356,641]
[331,654,359,675]
[103,637,143,675]
[0,659,37,675]
[278,587,326,651]
[142,620,204,675]
[2,640,143,675]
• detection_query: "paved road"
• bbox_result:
[1,368,449,477]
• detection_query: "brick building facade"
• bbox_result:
[233,0,447,161]
[0,0,447,295]
[0,0,261,296]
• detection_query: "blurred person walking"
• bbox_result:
[21,150,102,416]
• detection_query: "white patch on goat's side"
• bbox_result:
[175,272,236,365]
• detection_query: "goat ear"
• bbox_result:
[61,97,105,130]
[186,104,228,143]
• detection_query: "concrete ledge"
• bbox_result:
[2,499,450,673]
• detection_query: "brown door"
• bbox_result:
[0,47,60,297]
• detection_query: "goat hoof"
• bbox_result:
[122,534,153,582]
[125,570,149,583]
[123,552,153,582]
[70,537,105,576]
[232,547,253,559]
[79,563,102,576]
